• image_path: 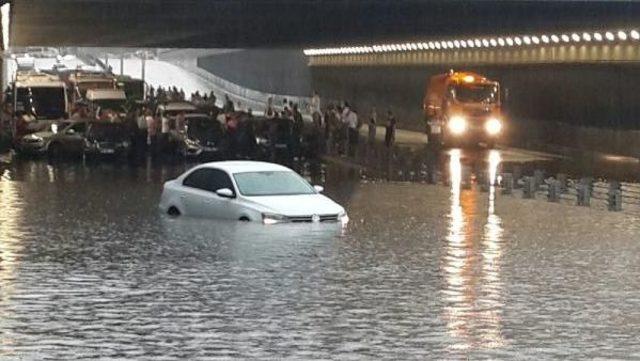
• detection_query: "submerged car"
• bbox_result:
[172,114,225,157]
[84,122,131,157]
[159,161,348,224]
[15,120,87,157]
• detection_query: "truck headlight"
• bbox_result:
[485,118,502,135]
[262,212,287,225]
[448,116,467,135]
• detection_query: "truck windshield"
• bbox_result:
[16,87,66,119]
[452,84,499,104]
[94,99,126,112]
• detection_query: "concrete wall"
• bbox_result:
[310,63,640,131]
[197,49,312,96]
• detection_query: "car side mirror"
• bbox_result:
[313,185,324,193]
[216,188,235,198]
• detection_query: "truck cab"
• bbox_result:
[424,71,503,148]
[66,71,117,105]
[12,71,69,135]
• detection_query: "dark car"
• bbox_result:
[83,122,132,158]
[15,120,87,158]
[173,114,226,158]
[254,116,293,162]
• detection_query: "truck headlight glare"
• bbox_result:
[448,116,467,135]
[485,118,502,135]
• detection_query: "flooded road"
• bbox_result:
[1,153,640,360]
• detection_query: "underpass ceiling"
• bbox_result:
[11,0,640,48]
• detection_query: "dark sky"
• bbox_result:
[12,0,640,48]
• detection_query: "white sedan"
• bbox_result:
[159,161,349,224]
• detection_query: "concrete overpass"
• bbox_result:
[8,1,640,48]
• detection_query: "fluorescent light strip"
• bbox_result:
[303,27,640,56]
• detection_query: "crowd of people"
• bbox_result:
[0,84,401,163]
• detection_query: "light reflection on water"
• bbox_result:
[443,149,505,351]
[1,158,640,359]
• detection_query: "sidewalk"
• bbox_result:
[358,125,428,147]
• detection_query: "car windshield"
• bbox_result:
[88,123,127,141]
[452,83,499,104]
[187,118,222,141]
[233,171,316,196]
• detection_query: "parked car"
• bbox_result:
[170,113,226,158]
[159,161,348,224]
[15,120,87,157]
[83,122,131,157]
[253,116,293,161]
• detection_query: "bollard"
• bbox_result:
[478,171,490,192]
[522,176,535,199]
[556,173,568,193]
[547,179,561,202]
[501,173,514,195]
[533,169,544,191]
[608,181,622,211]
[512,166,523,188]
[576,178,592,206]
[461,166,472,190]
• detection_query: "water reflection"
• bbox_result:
[442,149,505,350]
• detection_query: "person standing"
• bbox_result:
[265,97,276,119]
[292,104,304,159]
[368,107,377,145]
[384,110,397,148]
[311,91,321,116]
[345,107,359,157]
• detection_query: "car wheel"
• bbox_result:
[167,206,181,217]
[239,216,250,222]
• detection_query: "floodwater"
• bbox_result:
[1,152,640,360]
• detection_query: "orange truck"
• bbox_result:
[423,70,503,147]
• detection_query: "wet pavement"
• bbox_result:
[1,152,640,360]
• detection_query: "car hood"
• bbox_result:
[243,194,344,216]
[24,131,54,139]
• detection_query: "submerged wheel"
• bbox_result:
[167,206,181,217]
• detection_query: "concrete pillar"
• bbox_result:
[608,181,622,211]
[501,173,513,195]
[533,169,544,191]
[557,173,568,193]
[548,179,561,202]
[522,176,535,199]
[577,177,592,206]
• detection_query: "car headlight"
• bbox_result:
[262,212,287,225]
[185,138,200,147]
[121,141,130,148]
[485,118,502,135]
[448,116,467,135]
[338,211,350,225]
[256,137,269,145]
[26,134,43,142]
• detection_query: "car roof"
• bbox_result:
[198,161,292,174]
[184,113,210,119]
[159,102,198,112]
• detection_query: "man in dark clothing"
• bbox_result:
[223,94,235,113]
[292,104,304,159]
[385,110,397,148]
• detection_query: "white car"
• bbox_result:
[159,161,349,224]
